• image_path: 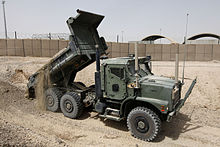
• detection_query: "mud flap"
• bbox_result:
[167,78,197,122]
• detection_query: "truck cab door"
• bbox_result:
[105,65,127,100]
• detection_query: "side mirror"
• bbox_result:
[146,56,152,72]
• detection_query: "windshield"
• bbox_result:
[127,62,151,76]
[127,62,135,75]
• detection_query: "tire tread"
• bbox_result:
[45,88,62,112]
[60,92,84,119]
[127,107,161,142]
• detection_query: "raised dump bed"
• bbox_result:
[27,9,107,97]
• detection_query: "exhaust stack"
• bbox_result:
[95,44,102,98]
[135,42,139,88]
[182,45,186,85]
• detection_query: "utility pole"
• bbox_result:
[121,31,124,43]
[2,0,8,39]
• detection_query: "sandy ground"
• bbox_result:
[0,56,220,146]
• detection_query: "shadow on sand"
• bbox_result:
[58,107,201,142]
[100,118,128,132]
[79,109,128,131]
[80,110,201,142]
[155,113,201,142]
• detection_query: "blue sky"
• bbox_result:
[0,0,220,43]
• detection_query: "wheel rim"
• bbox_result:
[64,100,73,113]
[135,116,149,133]
[47,95,54,107]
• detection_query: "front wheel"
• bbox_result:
[127,107,161,142]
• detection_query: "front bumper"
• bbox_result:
[167,78,197,122]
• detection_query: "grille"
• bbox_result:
[172,88,180,106]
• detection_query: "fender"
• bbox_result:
[136,97,169,114]
[120,96,135,116]
[120,96,169,116]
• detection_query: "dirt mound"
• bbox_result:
[0,56,50,91]
[10,69,29,84]
[0,119,46,146]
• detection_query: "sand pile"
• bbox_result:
[10,69,29,84]
[0,56,50,91]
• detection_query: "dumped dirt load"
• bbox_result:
[35,70,47,110]
[26,48,66,110]
[0,56,220,146]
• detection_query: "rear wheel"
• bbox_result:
[127,107,161,142]
[60,92,84,119]
[45,88,62,112]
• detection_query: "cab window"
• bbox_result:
[110,68,124,79]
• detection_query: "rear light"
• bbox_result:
[161,105,165,112]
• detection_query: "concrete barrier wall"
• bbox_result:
[59,40,69,51]
[213,45,220,60]
[0,39,220,61]
[32,39,41,57]
[42,39,50,57]
[0,39,7,55]
[24,39,33,56]
[7,39,16,56]
[15,39,24,56]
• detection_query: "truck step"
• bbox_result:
[99,114,123,121]
[99,107,122,121]
[105,107,120,116]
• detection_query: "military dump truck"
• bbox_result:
[27,9,196,141]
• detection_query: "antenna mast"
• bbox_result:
[182,13,189,85]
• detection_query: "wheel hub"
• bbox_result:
[137,121,145,129]
[64,100,73,113]
[66,103,71,109]
[135,117,149,133]
[47,96,54,107]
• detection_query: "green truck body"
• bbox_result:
[27,9,196,142]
